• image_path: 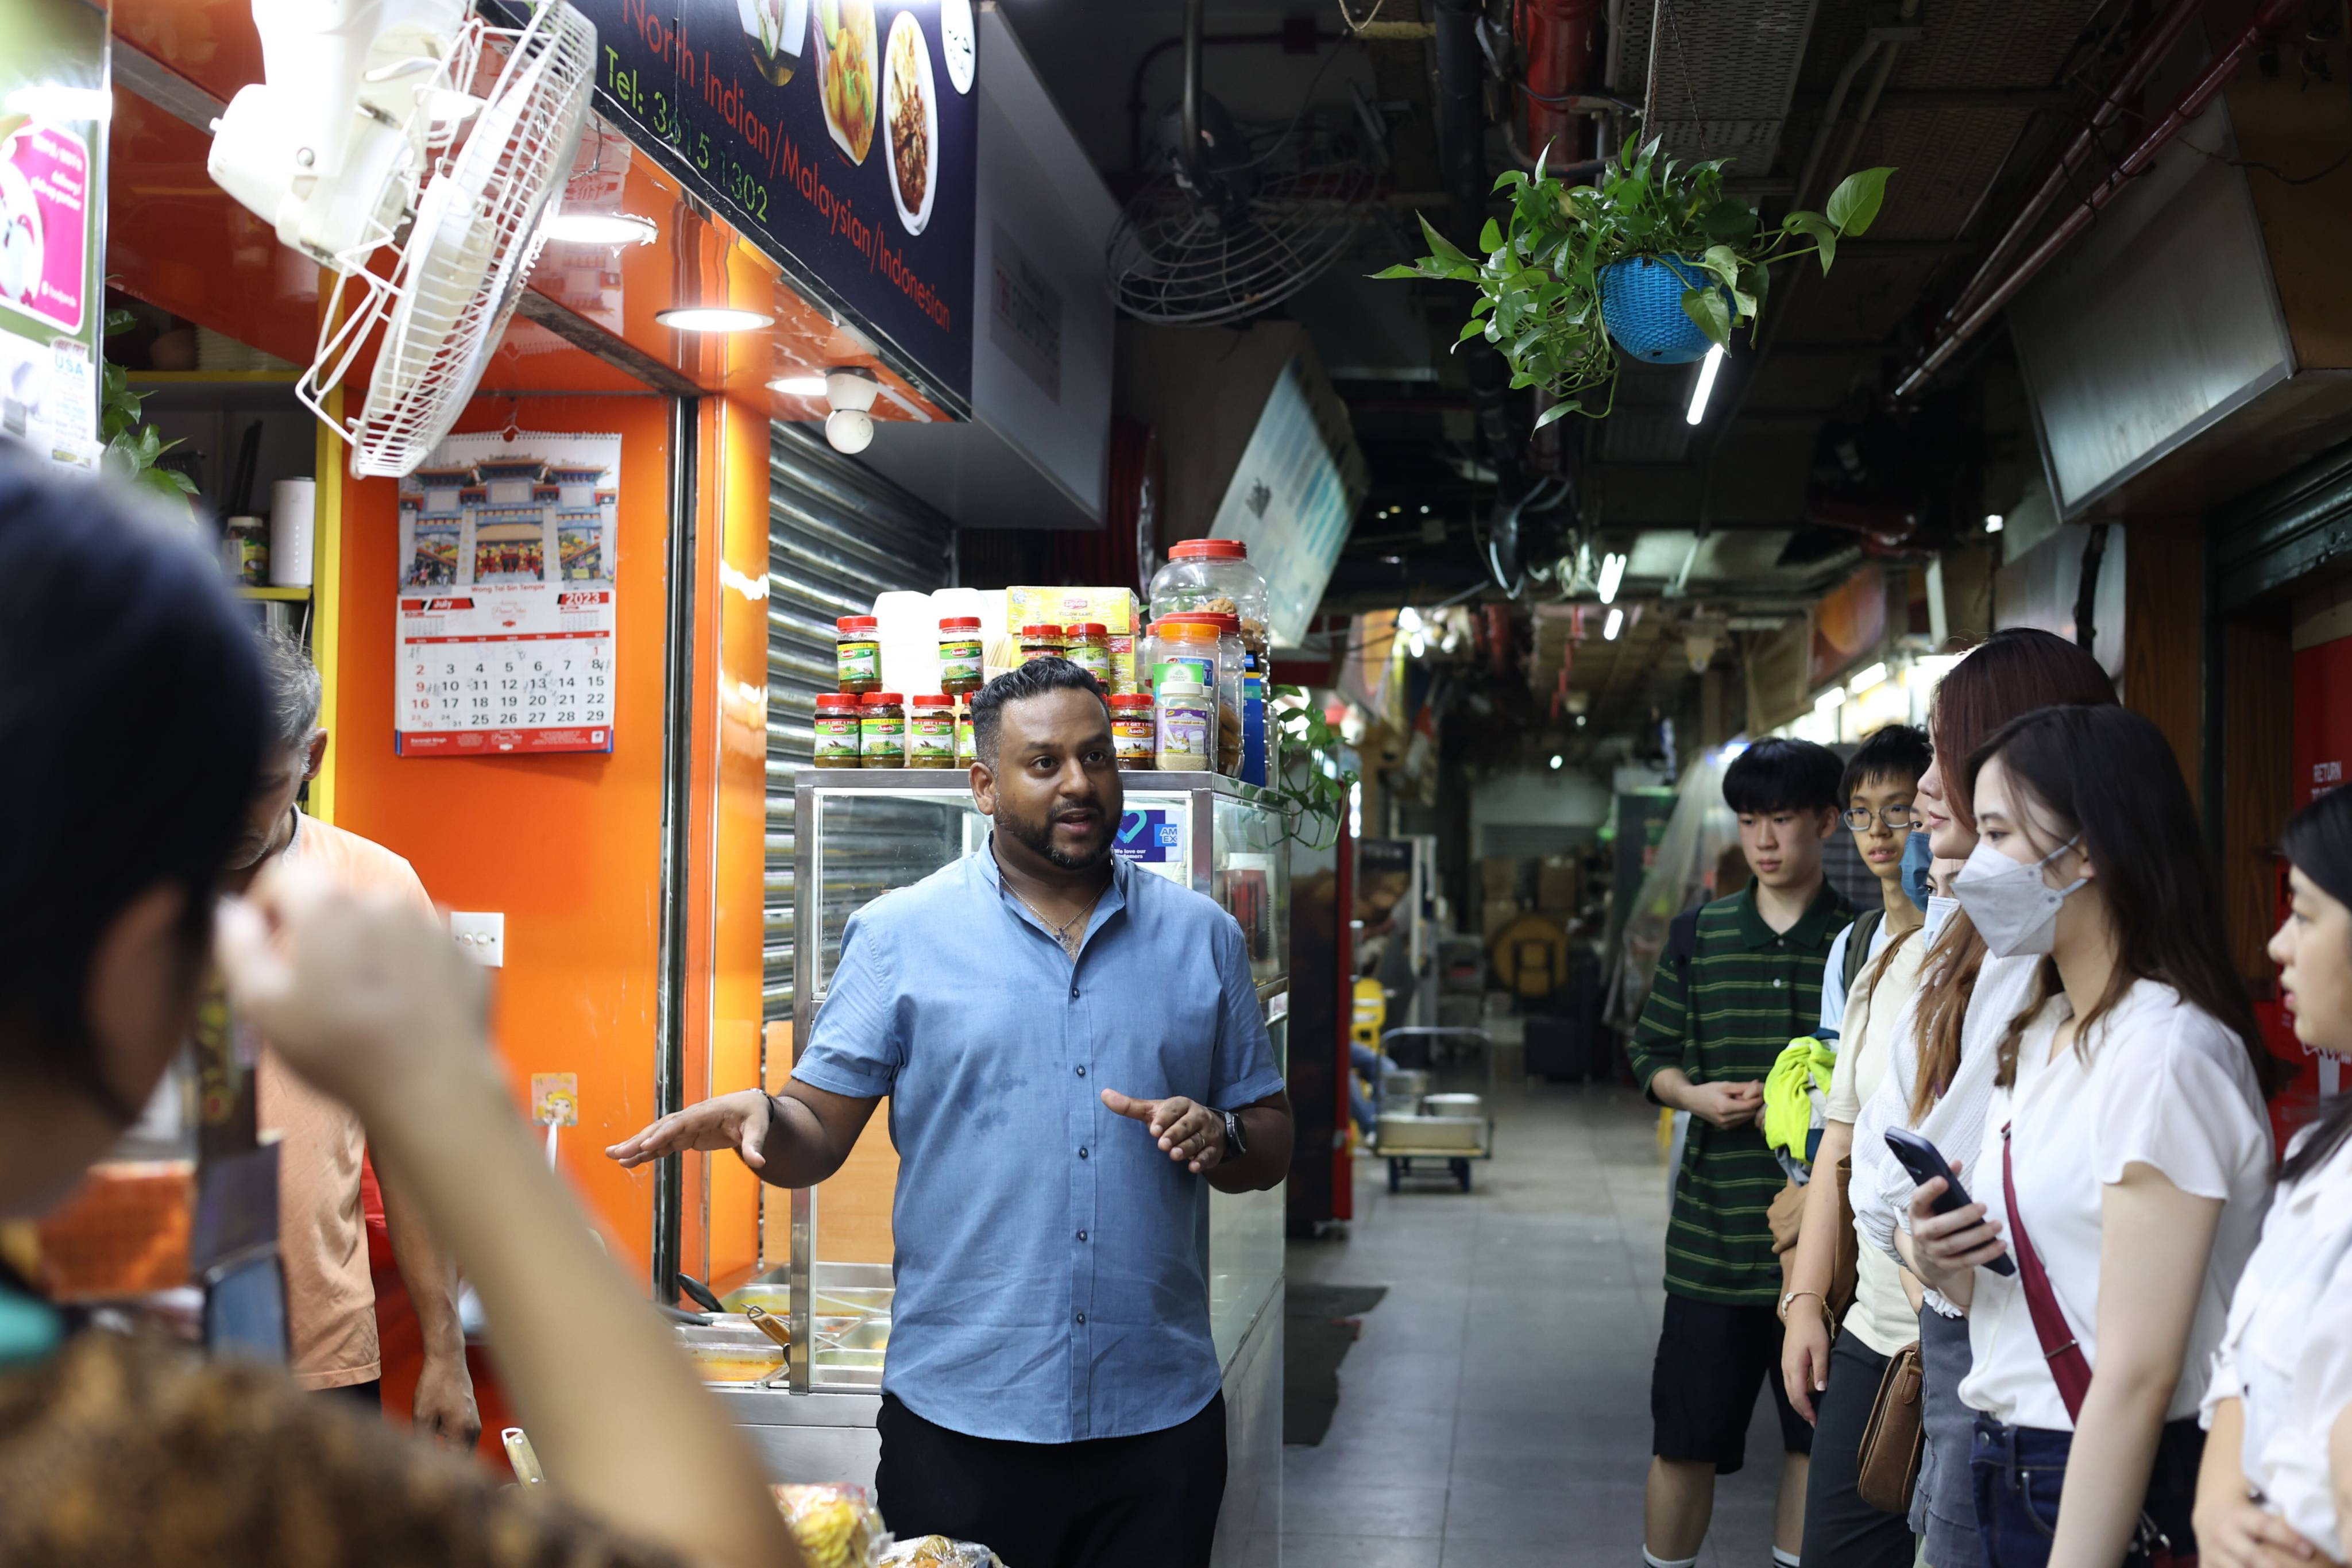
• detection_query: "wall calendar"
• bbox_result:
[394,430,620,757]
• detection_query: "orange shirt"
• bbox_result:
[254,812,435,1391]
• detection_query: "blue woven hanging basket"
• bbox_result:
[1599,253,1727,364]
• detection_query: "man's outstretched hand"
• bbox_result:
[1101,1089,1225,1174]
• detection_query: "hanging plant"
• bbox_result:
[100,304,199,507]
[1376,140,1895,426]
[1268,684,1358,851]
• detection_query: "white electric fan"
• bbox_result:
[208,1,596,477]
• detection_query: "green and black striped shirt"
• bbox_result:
[1628,883,1852,1305]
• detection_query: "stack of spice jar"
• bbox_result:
[816,539,1276,780]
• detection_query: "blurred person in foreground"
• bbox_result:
[0,451,801,1568]
[227,625,474,1440]
[609,658,1295,1568]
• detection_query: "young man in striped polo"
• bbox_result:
[1629,737,1851,1568]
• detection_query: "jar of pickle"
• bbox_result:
[1160,612,1245,774]
[953,700,976,768]
[814,694,863,768]
[1154,670,1214,773]
[835,616,882,694]
[938,617,983,697]
[1065,623,1113,687]
[1109,693,1156,768]
[909,694,957,767]
[859,692,905,767]
[1020,624,1064,664]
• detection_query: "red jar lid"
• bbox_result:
[860,692,904,705]
[1068,622,1107,637]
[1161,611,1240,632]
[911,693,955,708]
[1020,624,1064,639]
[939,616,981,632]
[836,616,879,633]
[816,694,862,712]
[1169,539,1247,561]
[1109,693,1154,709]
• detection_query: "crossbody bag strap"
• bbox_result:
[2002,1122,2094,1422]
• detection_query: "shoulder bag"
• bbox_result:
[2002,1123,2193,1568]
[1855,1333,1925,1514]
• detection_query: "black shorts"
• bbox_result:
[1651,1293,1813,1474]
[875,1392,1227,1568]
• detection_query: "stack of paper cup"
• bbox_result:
[269,478,316,588]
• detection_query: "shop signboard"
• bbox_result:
[561,0,980,404]
[0,0,106,469]
[1208,356,1368,649]
[394,431,622,757]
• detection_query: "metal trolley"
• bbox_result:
[1374,1026,1497,1192]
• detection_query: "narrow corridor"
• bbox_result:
[1284,1084,1788,1568]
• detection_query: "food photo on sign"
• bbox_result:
[563,0,979,403]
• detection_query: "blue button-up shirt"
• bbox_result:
[792,843,1285,1444]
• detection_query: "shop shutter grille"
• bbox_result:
[764,422,952,1022]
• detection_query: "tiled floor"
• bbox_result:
[1283,1081,1789,1568]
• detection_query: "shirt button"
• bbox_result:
[1077,1230,1088,1242]
[1773,978,1785,988]
[1075,1065,1086,1077]
[1070,986,1079,999]
[1075,1312,1087,1324]
[1079,1146,1090,1159]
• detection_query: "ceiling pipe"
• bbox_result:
[1926,0,2203,334]
[1519,0,1605,167]
[1434,0,1523,476]
[1895,0,2304,399]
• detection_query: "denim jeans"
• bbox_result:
[1971,1415,2204,1568]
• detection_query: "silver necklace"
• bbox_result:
[995,855,1100,957]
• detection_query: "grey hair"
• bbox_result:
[253,623,323,757]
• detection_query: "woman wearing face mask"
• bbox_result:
[2193,786,2352,1568]
[1847,629,2119,1568]
[1907,705,2281,1568]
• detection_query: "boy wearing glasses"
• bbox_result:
[1820,723,1935,1032]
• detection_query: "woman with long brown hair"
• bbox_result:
[1907,705,2281,1568]
[1846,628,2118,1568]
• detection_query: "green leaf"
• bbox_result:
[1416,212,1472,271]
[1478,217,1503,253]
[1681,285,1732,347]
[1370,262,1427,280]
[1534,400,1580,431]
[1824,167,1895,235]
[1460,316,1490,342]
[1700,199,1757,245]
[105,307,137,337]
[1700,244,1742,289]
[1784,210,1837,272]
[1492,169,1529,192]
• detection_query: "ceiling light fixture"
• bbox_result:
[1685,343,1725,426]
[1984,513,2005,533]
[768,373,828,396]
[655,306,774,333]
[1549,754,1563,770]
[1597,551,1627,605]
[542,210,658,246]
[1419,504,1431,515]
[1576,715,1588,728]
[822,368,882,454]
[1847,661,1888,695]
[1815,686,1847,713]
[1603,607,1624,641]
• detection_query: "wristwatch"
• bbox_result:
[1217,1108,1248,1158]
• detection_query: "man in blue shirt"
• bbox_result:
[609,659,1293,1568]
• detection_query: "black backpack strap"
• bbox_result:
[1841,906,1885,995]
[1666,907,1703,980]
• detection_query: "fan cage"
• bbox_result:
[300,3,595,478]
[1108,157,1378,328]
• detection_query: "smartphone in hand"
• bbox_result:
[1884,1126,2017,1278]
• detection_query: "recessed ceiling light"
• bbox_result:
[769,374,828,396]
[542,211,658,246]
[656,306,774,333]
[1984,513,2006,533]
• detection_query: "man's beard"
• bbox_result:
[1002,804,1111,871]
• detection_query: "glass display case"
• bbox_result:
[702,771,1290,1517]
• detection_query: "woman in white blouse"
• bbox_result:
[2195,786,2352,1568]
[1909,705,2282,1568]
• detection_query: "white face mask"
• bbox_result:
[1951,835,2087,957]
[1924,893,1960,939]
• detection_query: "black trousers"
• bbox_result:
[1800,1330,1920,1568]
[874,1393,1227,1568]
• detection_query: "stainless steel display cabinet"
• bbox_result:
[707,771,1289,1567]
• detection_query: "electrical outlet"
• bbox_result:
[449,910,504,967]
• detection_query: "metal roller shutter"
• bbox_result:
[765,422,953,1021]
